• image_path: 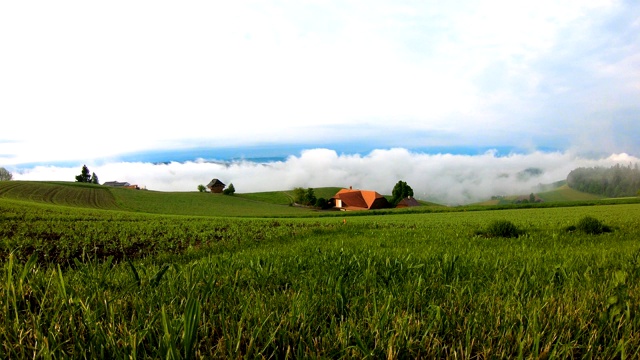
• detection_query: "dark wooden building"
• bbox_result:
[207,179,226,193]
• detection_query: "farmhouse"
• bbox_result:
[207,179,226,193]
[103,181,140,190]
[332,187,390,211]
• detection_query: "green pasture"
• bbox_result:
[0,182,320,217]
[236,187,342,206]
[110,188,314,217]
[476,184,604,206]
[2,181,640,358]
[538,184,605,202]
[0,181,120,210]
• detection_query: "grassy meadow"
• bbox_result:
[1,181,640,358]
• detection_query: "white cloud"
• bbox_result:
[1,0,639,166]
[13,148,640,205]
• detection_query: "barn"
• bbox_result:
[207,179,226,193]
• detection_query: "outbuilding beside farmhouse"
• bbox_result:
[396,196,421,208]
[207,179,226,193]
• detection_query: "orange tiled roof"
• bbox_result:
[333,188,387,210]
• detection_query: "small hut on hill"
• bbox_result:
[207,179,226,193]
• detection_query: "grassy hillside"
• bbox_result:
[0,181,334,217]
[3,181,634,218]
[237,187,342,205]
[474,183,605,206]
[0,181,120,209]
[111,188,313,217]
[537,184,604,202]
[2,195,640,357]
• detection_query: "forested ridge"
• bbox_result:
[567,163,640,197]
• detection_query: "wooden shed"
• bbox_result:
[207,179,226,193]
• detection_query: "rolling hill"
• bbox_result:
[4,181,629,217]
[0,182,353,217]
[0,181,120,210]
[474,183,606,206]
[537,184,605,202]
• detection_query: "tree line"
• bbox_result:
[567,163,640,197]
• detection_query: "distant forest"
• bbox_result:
[567,164,640,197]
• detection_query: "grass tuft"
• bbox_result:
[476,220,523,238]
[573,216,612,234]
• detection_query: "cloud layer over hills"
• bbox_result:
[13,149,640,205]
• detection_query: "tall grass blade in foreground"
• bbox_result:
[183,297,201,360]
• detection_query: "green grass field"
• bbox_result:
[0,181,120,210]
[0,181,327,217]
[2,181,640,358]
[538,184,605,202]
[476,183,606,206]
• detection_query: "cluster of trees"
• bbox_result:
[567,163,640,197]
[391,180,414,206]
[292,187,330,209]
[515,193,540,204]
[75,165,99,184]
[0,167,12,181]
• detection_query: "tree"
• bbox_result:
[391,180,414,206]
[315,197,330,209]
[223,183,236,195]
[305,188,317,206]
[292,187,316,206]
[293,187,306,204]
[75,165,93,183]
[197,184,207,193]
[91,172,100,185]
[0,167,12,181]
[529,193,535,203]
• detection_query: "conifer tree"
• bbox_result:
[75,165,92,183]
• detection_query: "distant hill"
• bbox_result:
[474,181,603,206]
[567,164,640,197]
[537,184,604,202]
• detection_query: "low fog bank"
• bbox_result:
[13,149,640,205]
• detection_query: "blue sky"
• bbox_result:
[1,1,639,202]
